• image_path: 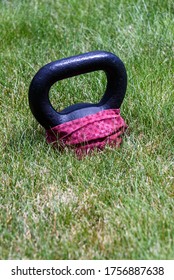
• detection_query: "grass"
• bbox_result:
[0,0,174,259]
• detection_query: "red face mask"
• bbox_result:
[46,109,127,158]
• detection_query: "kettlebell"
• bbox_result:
[29,51,127,129]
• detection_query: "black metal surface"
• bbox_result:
[28,51,127,129]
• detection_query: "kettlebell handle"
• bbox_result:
[29,51,127,129]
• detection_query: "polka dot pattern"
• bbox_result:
[46,109,127,157]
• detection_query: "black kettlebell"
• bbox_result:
[29,51,127,129]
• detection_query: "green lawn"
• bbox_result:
[0,0,174,259]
